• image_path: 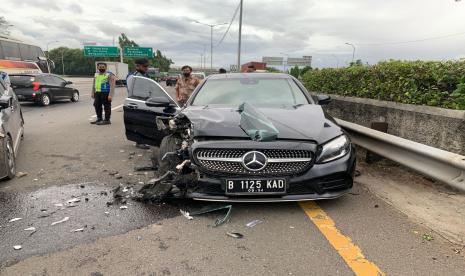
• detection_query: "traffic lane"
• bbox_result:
[19,78,97,114]
[1,85,129,193]
[317,186,465,276]
[1,202,352,275]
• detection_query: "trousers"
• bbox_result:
[94,93,111,120]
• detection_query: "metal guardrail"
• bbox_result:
[335,118,465,192]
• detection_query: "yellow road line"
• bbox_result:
[299,201,384,276]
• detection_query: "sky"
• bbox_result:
[2,0,465,69]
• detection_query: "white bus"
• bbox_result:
[0,36,54,74]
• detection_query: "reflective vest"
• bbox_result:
[94,72,110,93]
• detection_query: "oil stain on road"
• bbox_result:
[0,182,179,267]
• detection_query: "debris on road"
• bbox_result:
[54,203,64,207]
[72,228,84,232]
[16,172,28,178]
[246,219,263,228]
[67,198,81,204]
[13,245,22,250]
[109,171,119,176]
[120,206,128,210]
[24,227,36,232]
[226,232,244,239]
[422,233,434,241]
[189,204,233,227]
[134,165,157,171]
[51,217,69,226]
[180,209,193,220]
[8,218,22,223]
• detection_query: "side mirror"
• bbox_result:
[146,97,173,107]
[317,94,331,105]
[0,96,12,109]
[65,81,73,85]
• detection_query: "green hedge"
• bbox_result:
[302,60,465,110]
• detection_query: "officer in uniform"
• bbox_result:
[91,62,116,125]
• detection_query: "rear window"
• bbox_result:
[9,75,36,86]
[19,44,35,61]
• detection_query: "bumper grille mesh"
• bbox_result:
[196,149,313,176]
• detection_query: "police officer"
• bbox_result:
[90,62,116,125]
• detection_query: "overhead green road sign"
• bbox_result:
[124,47,153,58]
[84,46,119,57]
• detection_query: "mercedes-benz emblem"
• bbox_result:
[241,151,268,171]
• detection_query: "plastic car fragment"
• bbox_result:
[238,102,279,142]
[189,204,233,227]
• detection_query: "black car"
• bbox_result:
[165,75,179,86]
[0,77,24,179]
[124,73,355,202]
[9,74,79,106]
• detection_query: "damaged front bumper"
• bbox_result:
[187,148,356,202]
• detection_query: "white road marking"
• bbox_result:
[90,104,124,118]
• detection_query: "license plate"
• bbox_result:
[225,179,286,195]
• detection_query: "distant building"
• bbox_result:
[241,61,266,72]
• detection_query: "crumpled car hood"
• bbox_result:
[182,105,343,144]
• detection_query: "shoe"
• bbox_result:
[96,120,111,125]
[90,119,103,124]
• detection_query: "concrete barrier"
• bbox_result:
[324,94,465,155]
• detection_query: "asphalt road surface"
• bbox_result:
[0,78,464,275]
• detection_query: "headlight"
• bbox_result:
[316,135,351,163]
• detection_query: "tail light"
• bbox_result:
[32,82,40,91]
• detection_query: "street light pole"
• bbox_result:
[331,54,339,68]
[194,21,228,71]
[46,40,60,73]
[345,42,356,63]
[237,0,243,72]
[61,50,65,76]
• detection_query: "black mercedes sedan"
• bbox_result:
[124,73,355,202]
[9,74,79,106]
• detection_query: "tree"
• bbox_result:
[289,66,300,78]
[118,33,173,72]
[300,66,312,75]
[265,66,281,73]
[0,16,13,36]
[48,47,96,76]
[151,49,173,72]
[118,33,139,48]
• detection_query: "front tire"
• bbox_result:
[157,135,179,176]
[4,135,16,179]
[71,91,79,102]
[40,93,51,106]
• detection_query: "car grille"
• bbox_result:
[195,149,313,176]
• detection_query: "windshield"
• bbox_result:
[192,78,309,106]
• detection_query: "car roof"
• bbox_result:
[206,73,292,80]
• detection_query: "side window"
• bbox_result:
[19,44,34,60]
[1,41,21,60]
[0,42,4,59]
[129,77,172,101]
[53,76,66,86]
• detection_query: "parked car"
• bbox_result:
[9,74,79,106]
[124,73,355,202]
[0,76,24,179]
[165,74,179,86]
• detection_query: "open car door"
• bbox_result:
[123,76,179,146]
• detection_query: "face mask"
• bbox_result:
[183,72,190,77]
[98,69,106,73]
